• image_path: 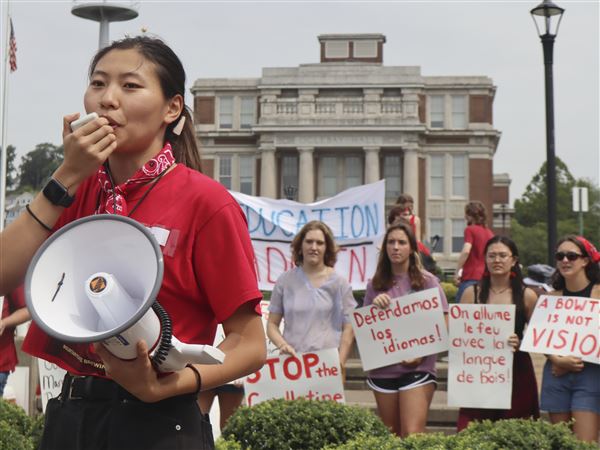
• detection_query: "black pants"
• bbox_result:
[40,375,214,450]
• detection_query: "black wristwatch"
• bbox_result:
[43,178,75,207]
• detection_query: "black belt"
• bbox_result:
[61,374,139,402]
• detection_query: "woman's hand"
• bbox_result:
[278,342,297,357]
[400,357,423,368]
[549,355,584,377]
[507,333,520,352]
[93,341,164,403]
[373,293,392,309]
[55,113,117,190]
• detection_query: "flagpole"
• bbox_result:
[0,0,12,231]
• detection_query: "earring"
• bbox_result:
[483,268,490,278]
[172,116,186,136]
[510,268,517,279]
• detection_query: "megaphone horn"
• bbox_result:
[25,215,224,372]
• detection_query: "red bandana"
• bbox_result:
[576,236,600,264]
[96,142,176,215]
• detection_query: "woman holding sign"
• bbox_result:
[456,236,540,431]
[267,221,357,374]
[365,222,448,437]
[540,236,600,443]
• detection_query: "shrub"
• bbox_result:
[322,432,402,450]
[441,281,458,303]
[0,399,43,450]
[221,398,389,450]
[456,418,599,450]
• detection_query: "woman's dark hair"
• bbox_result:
[372,221,425,292]
[395,193,414,207]
[465,201,487,226]
[387,205,406,226]
[551,235,600,290]
[478,236,525,319]
[89,36,202,172]
[291,221,338,268]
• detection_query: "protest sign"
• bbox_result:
[230,180,385,291]
[38,359,67,412]
[244,348,345,406]
[521,295,600,364]
[447,304,515,409]
[351,287,448,371]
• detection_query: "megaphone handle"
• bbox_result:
[150,301,173,367]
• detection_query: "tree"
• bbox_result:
[18,143,63,191]
[512,157,600,267]
[4,145,17,190]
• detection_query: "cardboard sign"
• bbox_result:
[38,359,67,412]
[447,304,515,409]
[231,180,385,290]
[244,348,345,406]
[351,287,448,371]
[521,295,600,364]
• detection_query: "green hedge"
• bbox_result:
[441,281,458,303]
[329,419,599,450]
[0,399,44,450]
[219,398,388,450]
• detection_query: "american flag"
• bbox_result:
[9,19,17,72]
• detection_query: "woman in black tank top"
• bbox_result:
[457,236,540,430]
[541,235,600,443]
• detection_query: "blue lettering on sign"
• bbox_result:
[276,210,294,237]
[296,210,308,233]
[241,201,381,239]
[334,206,349,239]
[351,205,365,238]
[311,208,331,223]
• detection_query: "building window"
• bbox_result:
[430,155,444,197]
[281,155,299,199]
[383,154,402,203]
[240,97,255,129]
[451,95,467,129]
[452,219,466,253]
[318,155,364,199]
[353,40,377,57]
[430,219,444,253]
[325,41,349,58]
[239,155,255,195]
[219,155,232,189]
[219,97,233,129]
[452,154,467,197]
[430,95,444,128]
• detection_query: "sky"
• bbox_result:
[1,0,599,204]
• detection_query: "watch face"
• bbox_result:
[43,179,75,207]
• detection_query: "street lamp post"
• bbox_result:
[530,0,564,265]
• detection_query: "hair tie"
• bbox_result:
[575,236,600,263]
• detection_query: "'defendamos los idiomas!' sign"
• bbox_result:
[351,287,448,371]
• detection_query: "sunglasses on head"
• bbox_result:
[555,251,584,262]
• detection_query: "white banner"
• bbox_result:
[521,295,600,364]
[447,304,515,409]
[231,180,385,291]
[38,359,67,412]
[351,288,448,371]
[243,348,345,406]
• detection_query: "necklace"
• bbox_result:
[490,286,511,295]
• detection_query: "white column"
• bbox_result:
[403,148,419,211]
[259,145,276,198]
[364,146,380,184]
[298,147,315,203]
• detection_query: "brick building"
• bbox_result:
[191,33,508,270]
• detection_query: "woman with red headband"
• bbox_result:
[541,235,600,443]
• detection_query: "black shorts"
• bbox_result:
[367,372,437,393]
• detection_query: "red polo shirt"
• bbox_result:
[0,286,26,372]
[23,164,261,376]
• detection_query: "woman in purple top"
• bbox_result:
[365,221,448,437]
[267,221,357,372]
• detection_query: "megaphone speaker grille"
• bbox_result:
[25,215,164,343]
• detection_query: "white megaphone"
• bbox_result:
[25,215,224,372]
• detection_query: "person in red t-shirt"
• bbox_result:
[0,286,30,397]
[14,36,265,450]
[454,201,494,302]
